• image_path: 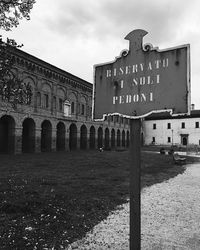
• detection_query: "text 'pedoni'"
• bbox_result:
[113,92,154,104]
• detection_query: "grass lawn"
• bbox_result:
[0,149,195,249]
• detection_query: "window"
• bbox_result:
[59,98,63,111]
[44,94,49,108]
[71,102,75,114]
[196,122,199,128]
[167,123,171,129]
[64,101,71,117]
[181,122,185,129]
[81,104,85,115]
[152,137,155,143]
[153,123,156,129]
[168,137,171,143]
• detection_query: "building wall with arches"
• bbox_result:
[0,48,130,154]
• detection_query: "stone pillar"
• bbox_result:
[52,128,57,152]
[15,126,23,154]
[95,128,98,150]
[65,128,69,151]
[87,127,90,149]
[77,130,80,149]
[35,128,41,153]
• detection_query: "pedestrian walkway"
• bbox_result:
[68,163,200,250]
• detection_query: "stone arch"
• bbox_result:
[80,124,87,149]
[69,123,77,150]
[23,76,36,86]
[22,118,35,153]
[41,120,52,152]
[104,128,110,149]
[89,126,95,149]
[56,122,66,151]
[122,130,125,147]
[111,129,115,148]
[42,82,52,92]
[117,129,121,147]
[57,87,66,97]
[126,131,130,147]
[98,127,103,149]
[0,115,15,153]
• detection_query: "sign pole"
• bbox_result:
[130,118,141,250]
[93,28,190,248]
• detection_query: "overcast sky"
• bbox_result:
[2,0,200,108]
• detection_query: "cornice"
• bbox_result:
[9,47,93,94]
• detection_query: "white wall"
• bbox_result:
[143,117,200,146]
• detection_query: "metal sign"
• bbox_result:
[93,29,191,120]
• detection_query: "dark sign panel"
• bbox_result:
[93,29,191,120]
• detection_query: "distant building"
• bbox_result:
[143,109,200,146]
[0,48,130,154]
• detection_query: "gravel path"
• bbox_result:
[68,164,200,250]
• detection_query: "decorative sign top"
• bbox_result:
[93,29,191,120]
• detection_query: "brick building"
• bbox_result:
[0,48,130,154]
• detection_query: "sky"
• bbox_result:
[2,0,200,108]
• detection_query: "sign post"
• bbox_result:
[93,29,190,249]
[130,118,141,250]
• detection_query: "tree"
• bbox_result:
[0,0,35,31]
[0,0,35,107]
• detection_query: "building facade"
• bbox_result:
[0,48,130,154]
[143,110,200,147]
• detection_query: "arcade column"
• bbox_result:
[35,127,41,153]
[15,126,23,154]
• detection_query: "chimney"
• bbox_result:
[191,104,195,110]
